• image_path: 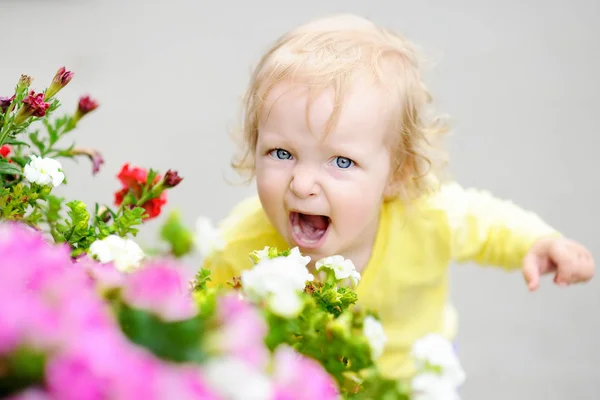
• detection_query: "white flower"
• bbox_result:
[363,315,387,360]
[411,333,466,397]
[194,216,225,260]
[316,255,361,286]
[203,357,273,400]
[412,372,461,400]
[241,249,313,318]
[241,252,313,300]
[23,155,65,187]
[89,235,145,272]
[268,289,304,318]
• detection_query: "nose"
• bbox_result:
[289,165,320,199]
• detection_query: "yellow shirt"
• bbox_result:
[203,182,559,379]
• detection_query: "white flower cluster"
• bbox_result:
[24,155,65,188]
[241,247,313,318]
[411,334,466,400]
[316,254,361,286]
[89,235,145,272]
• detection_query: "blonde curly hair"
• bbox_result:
[231,14,450,202]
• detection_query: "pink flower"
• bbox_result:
[272,346,339,400]
[215,294,269,368]
[121,261,197,322]
[77,255,124,293]
[155,365,222,400]
[46,330,161,400]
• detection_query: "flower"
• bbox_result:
[14,91,51,124]
[0,94,15,113]
[154,365,221,400]
[77,95,99,115]
[272,345,339,400]
[45,66,74,100]
[267,289,304,318]
[213,293,269,368]
[23,155,65,187]
[241,250,313,301]
[88,234,145,272]
[164,169,183,188]
[411,373,462,400]
[316,254,361,286]
[194,216,225,261]
[0,144,12,158]
[411,333,466,398]
[69,147,104,175]
[114,163,167,220]
[363,315,387,360]
[203,356,273,400]
[121,261,198,322]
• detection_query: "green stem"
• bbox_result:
[0,101,18,146]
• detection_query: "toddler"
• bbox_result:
[203,14,595,379]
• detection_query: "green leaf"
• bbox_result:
[2,138,29,147]
[28,131,46,154]
[113,206,145,237]
[118,304,206,364]
[159,210,194,257]
[0,160,21,175]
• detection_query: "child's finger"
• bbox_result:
[522,253,540,291]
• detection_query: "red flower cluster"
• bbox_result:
[114,163,167,220]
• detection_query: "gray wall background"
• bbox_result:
[1,0,598,398]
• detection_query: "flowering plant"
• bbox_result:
[0,67,466,399]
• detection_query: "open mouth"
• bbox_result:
[289,212,330,249]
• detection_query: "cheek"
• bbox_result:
[256,161,291,206]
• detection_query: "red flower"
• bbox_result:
[78,95,99,115]
[22,91,50,117]
[114,163,167,220]
[14,91,50,124]
[0,145,11,158]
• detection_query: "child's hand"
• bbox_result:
[522,237,595,291]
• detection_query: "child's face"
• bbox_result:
[255,80,394,268]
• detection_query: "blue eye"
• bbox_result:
[334,156,353,169]
[270,148,292,160]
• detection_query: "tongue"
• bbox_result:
[297,214,328,241]
[299,214,328,230]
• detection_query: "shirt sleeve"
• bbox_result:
[428,182,561,269]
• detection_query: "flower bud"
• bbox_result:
[45,66,74,100]
[17,74,33,90]
[163,169,183,188]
